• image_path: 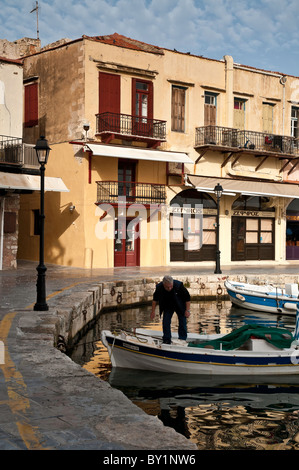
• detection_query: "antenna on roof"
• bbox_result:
[30,1,39,40]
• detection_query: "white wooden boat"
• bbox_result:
[225,279,299,315]
[101,315,299,376]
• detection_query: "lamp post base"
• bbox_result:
[34,264,48,311]
[214,250,222,274]
[34,302,48,311]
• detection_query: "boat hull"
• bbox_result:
[101,330,299,376]
[225,280,299,315]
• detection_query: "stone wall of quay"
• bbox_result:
[45,273,299,349]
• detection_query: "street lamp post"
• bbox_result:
[34,136,51,311]
[214,183,223,274]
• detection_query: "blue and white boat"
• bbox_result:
[101,314,299,377]
[225,279,299,315]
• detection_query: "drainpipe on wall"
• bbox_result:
[224,55,234,128]
[279,76,287,135]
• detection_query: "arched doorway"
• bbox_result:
[169,189,217,262]
[286,199,299,260]
[231,195,275,261]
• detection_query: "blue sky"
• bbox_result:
[1,0,298,76]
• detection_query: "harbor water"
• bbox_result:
[70,300,299,450]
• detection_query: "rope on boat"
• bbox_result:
[121,329,149,343]
[121,328,164,343]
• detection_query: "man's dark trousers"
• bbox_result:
[162,309,187,343]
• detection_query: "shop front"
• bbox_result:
[169,189,217,262]
[184,175,299,265]
[231,195,275,261]
[169,189,276,264]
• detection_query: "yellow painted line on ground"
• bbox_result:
[0,312,50,449]
[0,279,93,449]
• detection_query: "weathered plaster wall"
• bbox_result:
[0,60,23,137]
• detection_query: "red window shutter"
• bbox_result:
[98,72,120,114]
[132,78,137,117]
[147,81,153,120]
[24,83,38,127]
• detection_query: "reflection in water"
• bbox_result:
[70,300,299,450]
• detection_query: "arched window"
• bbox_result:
[171,189,216,209]
[232,195,274,212]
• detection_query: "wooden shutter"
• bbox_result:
[262,103,274,133]
[171,87,185,132]
[147,81,153,120]
[233,99,245,130]
[204,104,216,126]
[24,83,38,127]
[99,72,120,114]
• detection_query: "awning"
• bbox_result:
[0,172,69,192]
[186,174,299,199]
[84,143,193,164]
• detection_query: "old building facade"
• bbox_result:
[18,33,299,269]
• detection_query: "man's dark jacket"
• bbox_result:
[153,280,190,317]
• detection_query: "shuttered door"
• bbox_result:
[204,104,217,142]
[262,103,274,133]
[204,104,216,126]
[233,99,245,130]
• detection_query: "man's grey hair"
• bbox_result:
[163,275,173,284]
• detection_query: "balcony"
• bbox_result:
[195,126,299,157]
[96,181,166,206]
[95,112,167,148]
[0,135,39,169]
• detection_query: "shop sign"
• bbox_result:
[232,210,274,218]
[168,206,203,215]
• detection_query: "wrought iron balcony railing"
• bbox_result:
[96,112,167,142]
[195,126,239,148]
[96,181,166,205]
[195,126,299,156]
[0,135,38,168]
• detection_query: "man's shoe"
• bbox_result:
[162,339,171,344]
